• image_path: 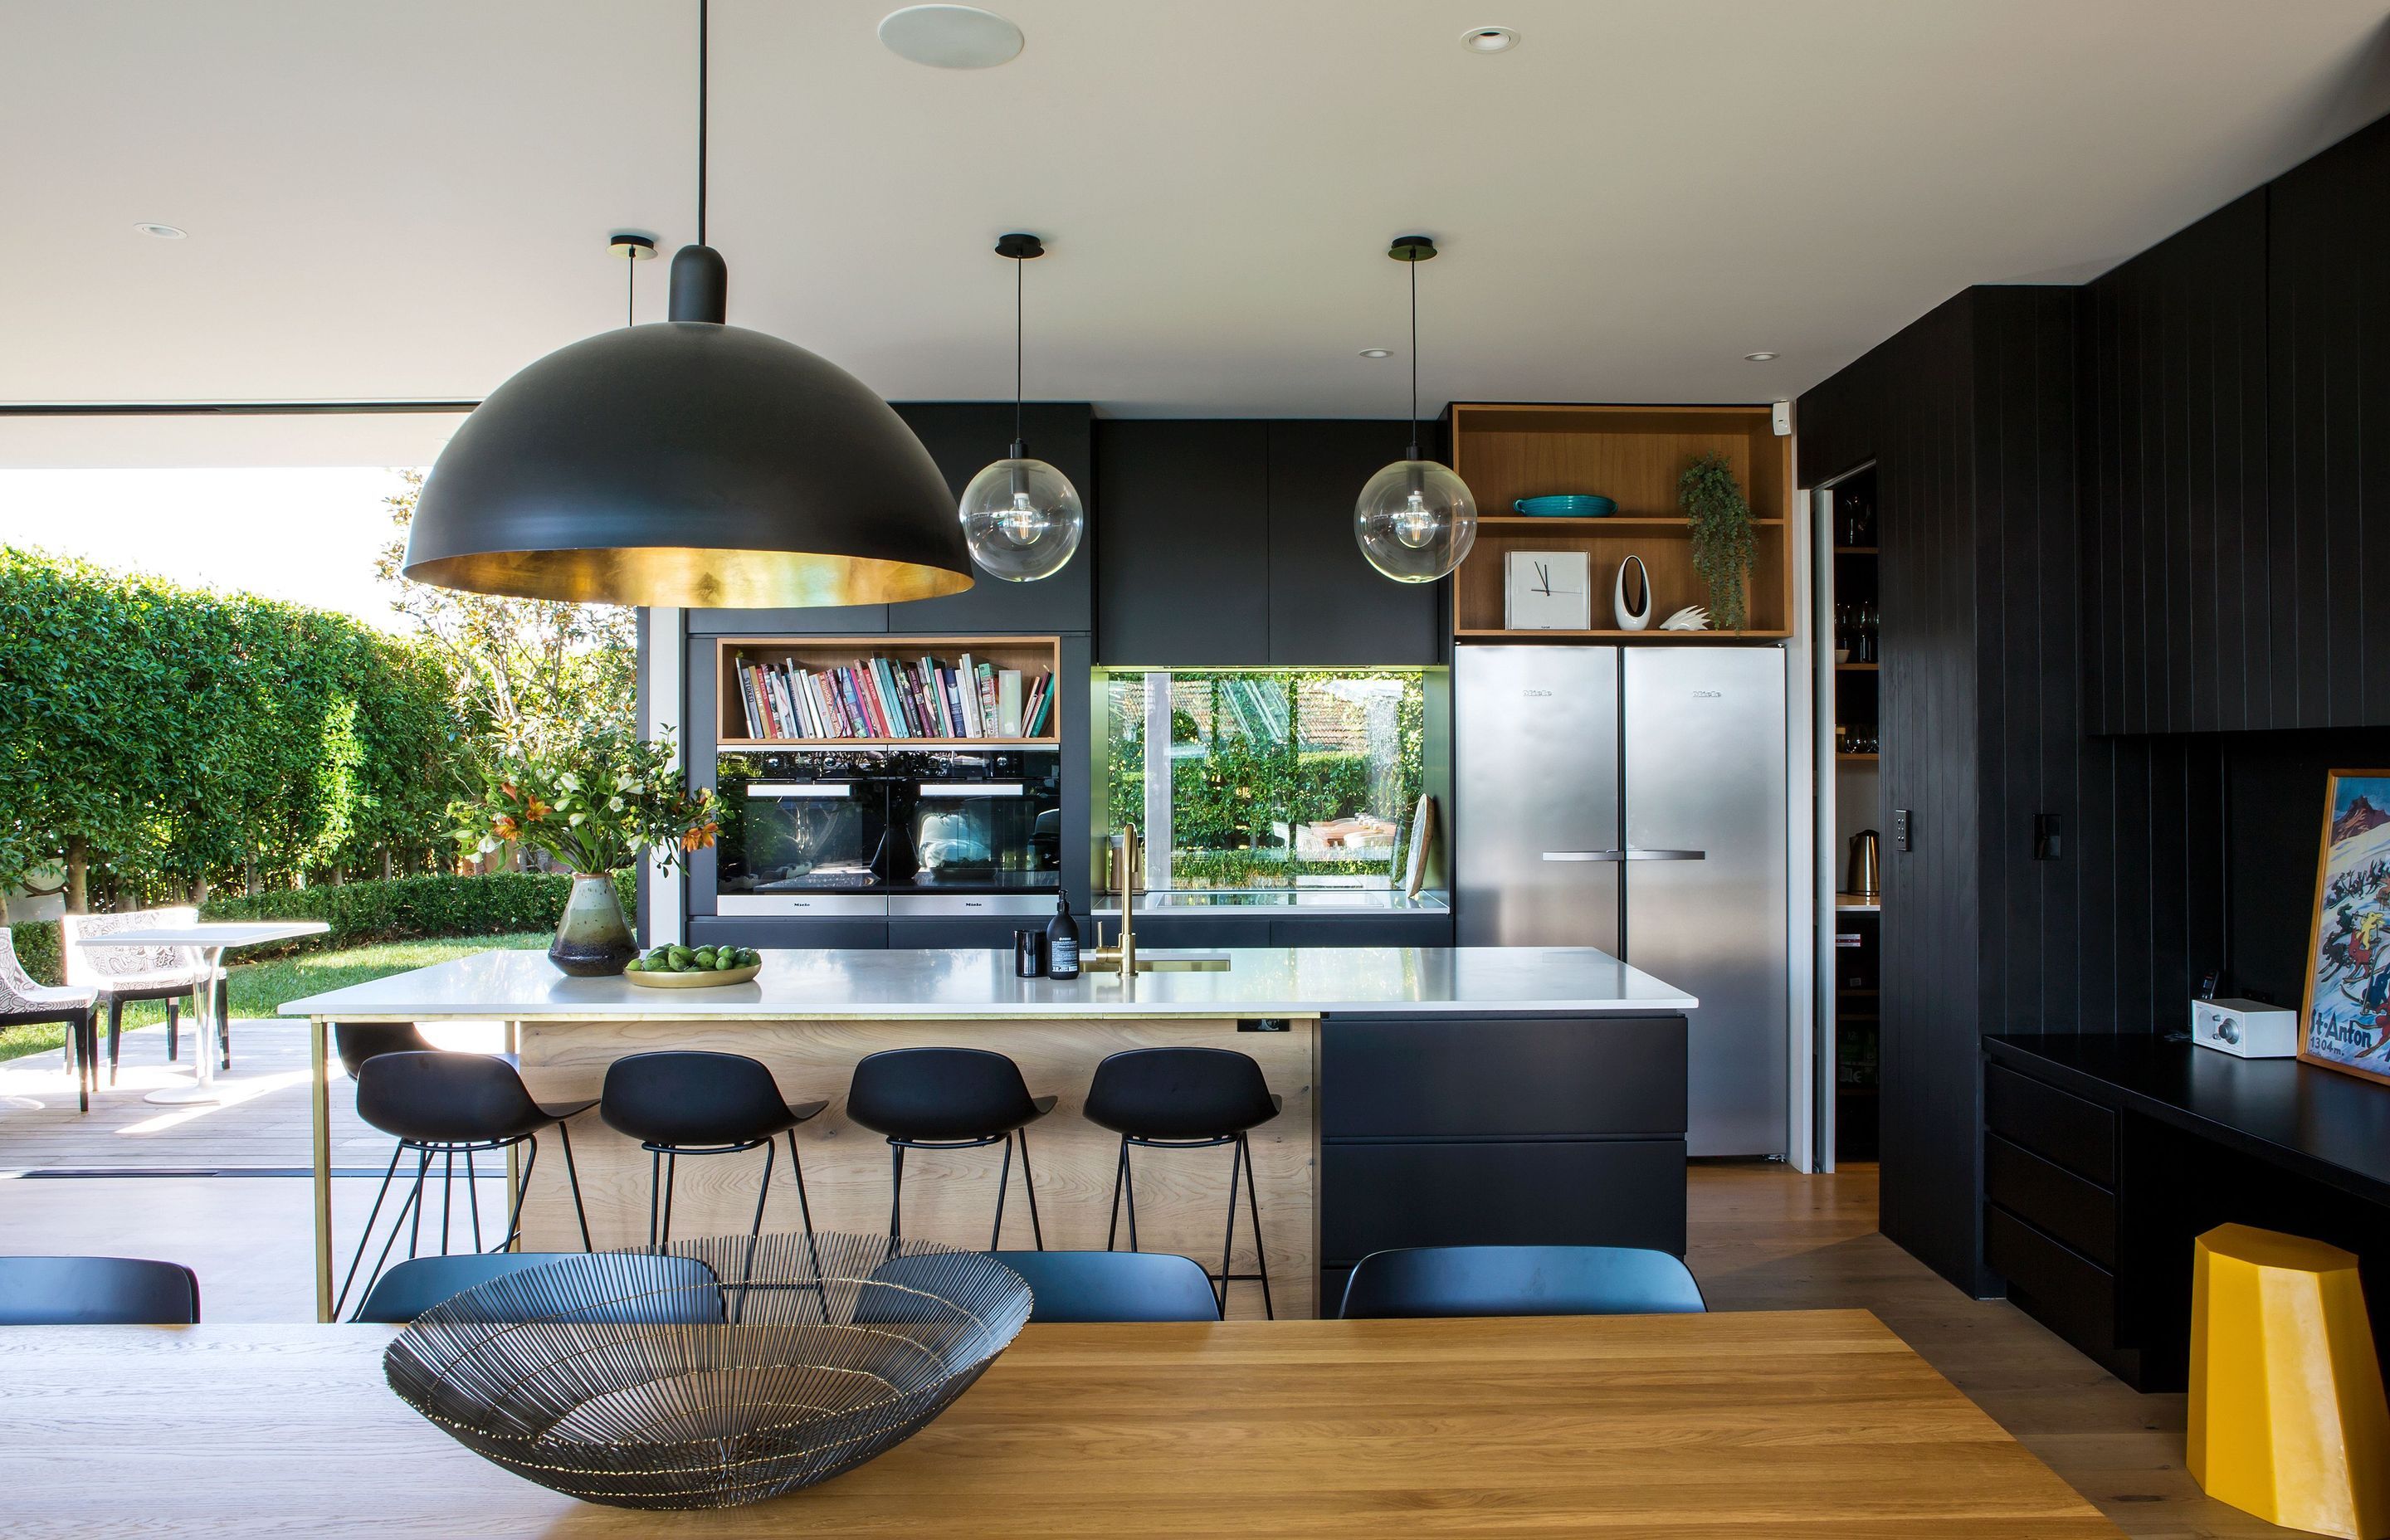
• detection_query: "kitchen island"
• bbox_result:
[285,946,1695,1321]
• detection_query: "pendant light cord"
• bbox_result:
[1013,253,1026,456]
[627,247,637,327]
[696,0,710,248]
[1407,256,1421,461]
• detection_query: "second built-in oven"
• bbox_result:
[715,748,1061,915]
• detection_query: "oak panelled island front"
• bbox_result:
[285,947,1696,1322]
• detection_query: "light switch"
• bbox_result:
[1894,809,1910,851]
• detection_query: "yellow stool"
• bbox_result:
[2189,1223,2390,1539]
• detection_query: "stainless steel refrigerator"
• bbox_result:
[1456,646,1788,1157]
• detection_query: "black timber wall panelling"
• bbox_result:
[1798,286,2227,1296]
[2222,727,2390,1006]
[1881,293,1989,1293]
[2079,192,2270,735]
[2270,116,2390,729]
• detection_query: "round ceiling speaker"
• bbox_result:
[878,5,1024,69]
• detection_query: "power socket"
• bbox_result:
[1893,809,1910,851]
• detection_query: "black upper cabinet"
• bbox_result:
[2269,118,2390,730]
[1265,421,1441,665]
[892,402,1093,635]
[1095,417,1440,666]
[2078,192,2268,734]
[685,402,1093,638]
[1095,420,1270,665]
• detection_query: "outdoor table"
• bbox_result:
[73,920,328,1105]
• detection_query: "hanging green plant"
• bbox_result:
[1678,452,1757,631]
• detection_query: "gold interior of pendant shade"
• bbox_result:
[402,547,977,609]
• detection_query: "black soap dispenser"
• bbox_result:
[1046,891,1080,979]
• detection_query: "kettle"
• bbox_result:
[1846,829,1881,900]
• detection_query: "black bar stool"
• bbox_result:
[1084,1046,1281,1318]
[599,1051,827,1250]
[338,1051,594,1320]
[845,1047,1054,1250]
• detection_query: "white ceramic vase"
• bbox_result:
[1613,554,1653,631]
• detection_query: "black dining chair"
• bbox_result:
[846,1047,1054,1250]
[599,1051,825,1251]
[988,1250,1222,1323]
[353,1251,728,1325]
[1083,1046,1281,1318]
[0,1255,201,1324]
[1336,1245,1708,1320]
[338,1051,595,1320]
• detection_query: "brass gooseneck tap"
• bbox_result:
[1085,823,1139,977]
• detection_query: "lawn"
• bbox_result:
[0,933,548,1063]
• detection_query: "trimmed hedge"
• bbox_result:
[5,871,639,982]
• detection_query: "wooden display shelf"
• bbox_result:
[1834,545,1879,555]
[1448,404,1795,641]
[1836,661,1880,671]
[1836,753,1880,763]
[716,635,1061,748]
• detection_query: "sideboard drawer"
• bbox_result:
[1986,1062,2115,1187]
[1986,1133,2116,1268]
[1984,1204,2121,1368]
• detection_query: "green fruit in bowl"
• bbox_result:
[625,958,645,972]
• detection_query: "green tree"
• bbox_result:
[376,470,635,760]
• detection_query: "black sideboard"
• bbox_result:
[1982,1033,2390,1391]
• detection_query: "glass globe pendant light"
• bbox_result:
[960,234,1084,581]
[1354,235,1477,583]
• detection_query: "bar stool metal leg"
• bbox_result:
[1017,1129,1045,1250]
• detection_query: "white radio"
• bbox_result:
[2189,997,2297,1058]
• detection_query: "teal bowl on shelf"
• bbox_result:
[1513,495,1616,518]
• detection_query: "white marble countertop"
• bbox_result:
[280,946,1696,1021]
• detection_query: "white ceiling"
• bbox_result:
[7,0,2390,431]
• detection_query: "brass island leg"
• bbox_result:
[310,1016,333,1323]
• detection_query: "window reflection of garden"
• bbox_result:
[1103,670,1426,890]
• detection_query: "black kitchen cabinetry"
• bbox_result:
[686,402,1093,639]
[1263,421,1441,665]
[1318,1012,1688,1308]
[688,915,886,951]
[1094,419,1441,666]
[1095,420,1269,665]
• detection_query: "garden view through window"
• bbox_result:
[1101,669,1427,891]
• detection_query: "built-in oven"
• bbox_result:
[714,749,1061,915]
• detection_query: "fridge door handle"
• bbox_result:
[1622,847,1707,861]
[1542,850,1628,862]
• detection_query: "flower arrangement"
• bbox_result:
[453,726,716,877]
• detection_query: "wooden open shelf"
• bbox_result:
[1836,662,1879,671]
[1836,753,1880,763]
[717,635,1061,748]
[1448,404,1795,641]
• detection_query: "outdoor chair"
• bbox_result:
[60,907,230,1082]
[0,926,100,1113]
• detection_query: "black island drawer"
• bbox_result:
[1985,1062,2115,1187]
[1322,1014,1686,1139]
[1321,1138,1687,1263]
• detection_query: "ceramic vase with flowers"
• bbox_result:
[452,728,718,977]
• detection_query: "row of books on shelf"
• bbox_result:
[733,653,1056,742]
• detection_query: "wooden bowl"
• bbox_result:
[623,962,762,989]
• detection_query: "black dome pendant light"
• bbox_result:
[1354,235,1476,583]
[959,233,1084,582]
[404,0,970,609]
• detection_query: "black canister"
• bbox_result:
[1014,928,1046,977]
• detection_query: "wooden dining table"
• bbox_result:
[0,1309,2121,1537]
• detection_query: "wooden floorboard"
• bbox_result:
[0,1057,2289,1538]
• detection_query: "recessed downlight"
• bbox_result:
[134,222,186,239]
[1744,351,1778,362]
[1359,348,1393,358]
[879,5,1023,68]
[1461,26,1519,53]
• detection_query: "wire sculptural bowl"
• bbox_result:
[382,1234,1032,1509]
